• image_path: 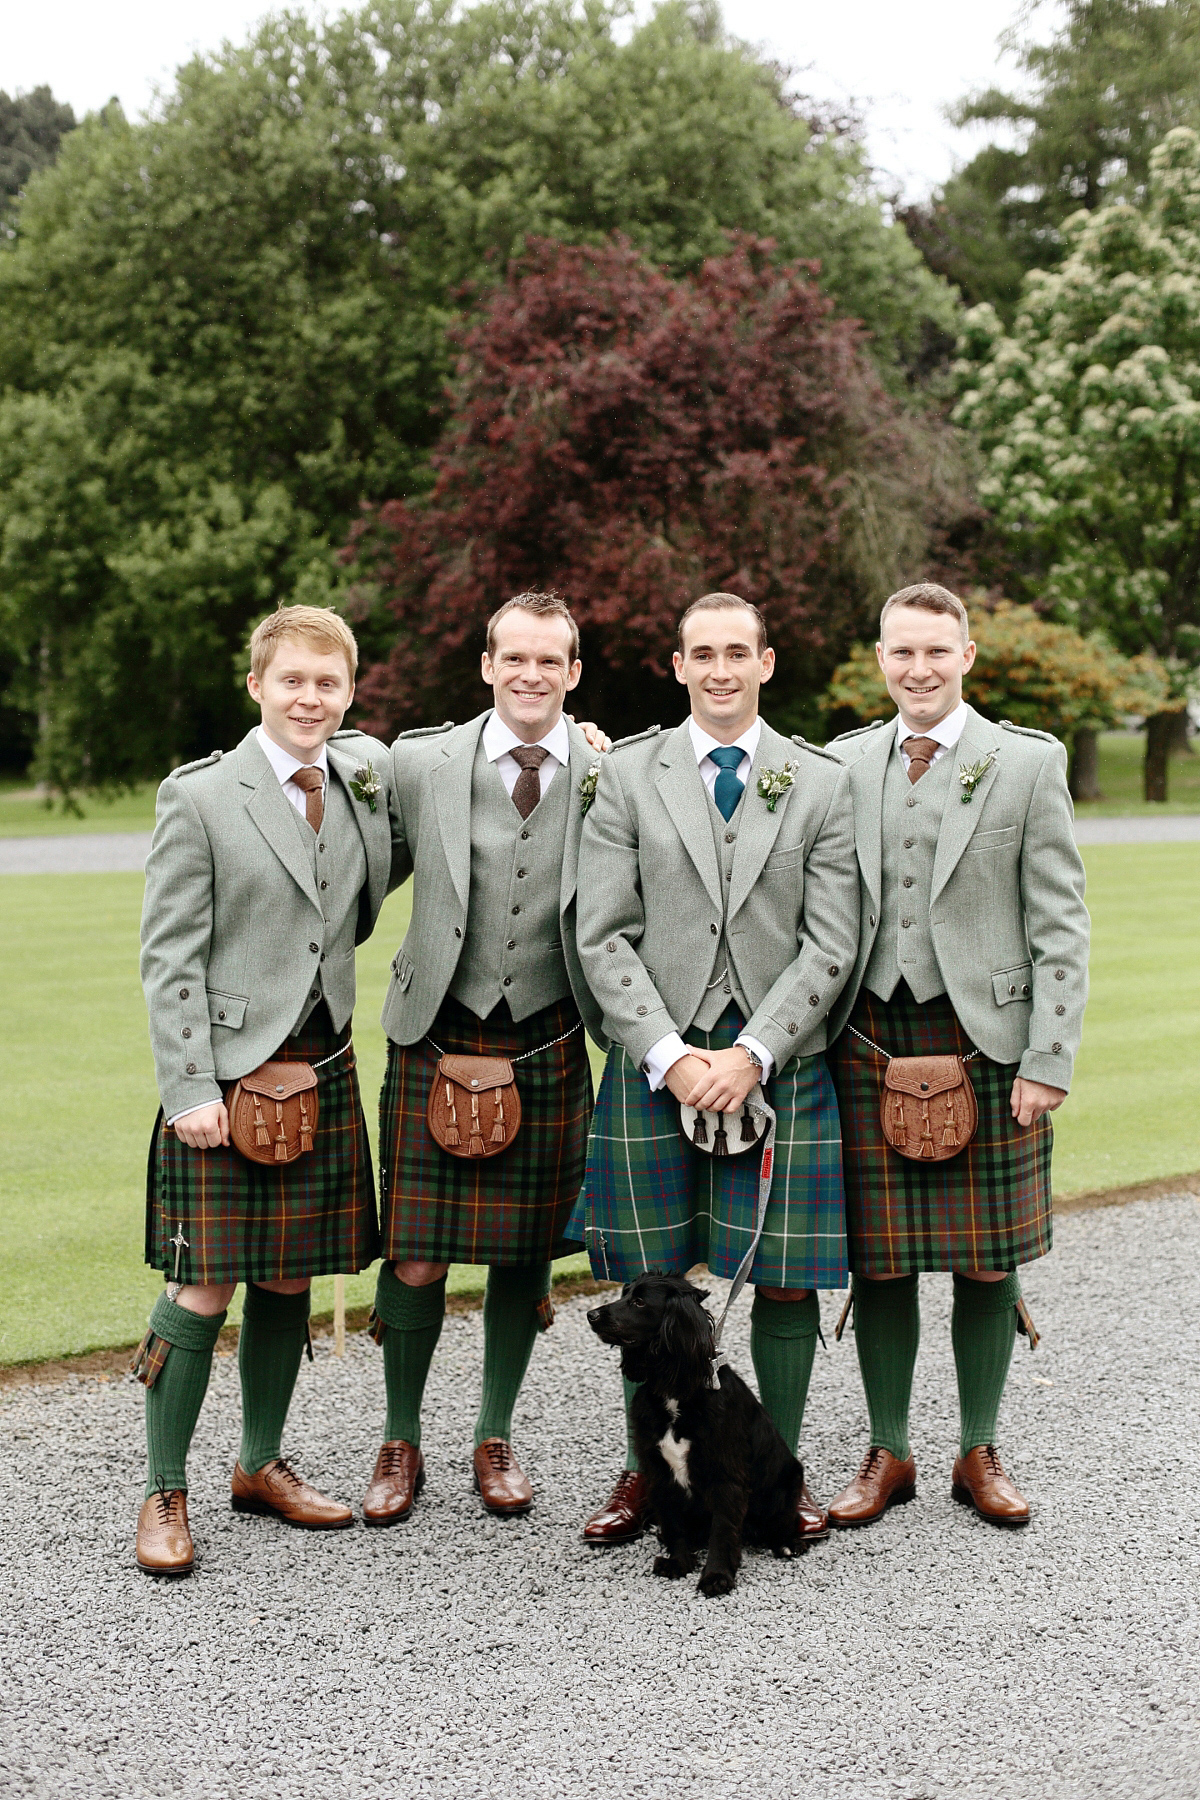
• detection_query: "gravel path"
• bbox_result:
[1072,816,1200,843]
[1,1196,1197,1800]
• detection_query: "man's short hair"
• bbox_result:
[486,591,580,662]
[677,592,769,656]
[249,605,359,683]
[879,582,970,646]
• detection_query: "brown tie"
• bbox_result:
[902,736,940,784]
[510,746,549,821]
[291,764,325,832]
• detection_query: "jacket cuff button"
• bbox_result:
[1051,1042,1062,1052]
[787,1022,798,1034]
[186,1062,197,1075]
[606,940,616,952]
[828,965,839,977]
[178,988,189,1000]
[636,1005,647,1016]
[808,994,819,1006]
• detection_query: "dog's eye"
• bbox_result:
[631,1297,645,1308]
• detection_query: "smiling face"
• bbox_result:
[481,609,581,742]
[672,606,774,742]
[876,605,976,733]
[246,637,355,761]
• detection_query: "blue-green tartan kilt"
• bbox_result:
[145,1005,379,1285]
[378,994,592,1266]
[828,984,1053,1276]
[567,1007,847,1289]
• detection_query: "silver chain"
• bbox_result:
[424,1021,583,1064]
[847,1024,979,1064]
[310,1040,354,1071]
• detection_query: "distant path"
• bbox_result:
[1073,815,1200,844]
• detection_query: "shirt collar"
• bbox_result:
[894,700,968,753]
[689,716,761,764]
[256,724,329,786]
[482,709,571,767]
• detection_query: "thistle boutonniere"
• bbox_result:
[579,763,601,816]
[756,761,797,813]
[957,751,996,804]
[349,761,381,813]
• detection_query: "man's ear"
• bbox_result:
[671,650,687,686]
[962,640,977,675]
[759,647,775,684]
[481,651,495,690]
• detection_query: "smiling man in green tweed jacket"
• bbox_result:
[824,582,1090,1530]
[135,604,403,1577]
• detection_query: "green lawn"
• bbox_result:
[0,781,160,837]
[1,848,1197,1365]
[1072,730,1200,816]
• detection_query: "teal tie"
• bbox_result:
[709,745,745,821]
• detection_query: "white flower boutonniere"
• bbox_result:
[349,761,381,813]
[579,763,601,816]
[957,751,996,804]
[756,761,797,813]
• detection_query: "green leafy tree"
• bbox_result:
[0,86,75,229]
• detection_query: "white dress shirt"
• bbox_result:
[642,714,773,1093]
[483,710,570,800]
[256,725,330,817]
[894,699,968,771]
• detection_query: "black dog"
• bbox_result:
[588,1272,805,1596]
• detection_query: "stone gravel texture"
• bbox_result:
[1,1195,1197,1800]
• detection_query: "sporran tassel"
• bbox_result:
[891,1094,907,1147]
[254,1098,270,1148]
[491,1086,506,1144]
[299,1095,313,1154]
[692,1113,709,1147]
[443,1081,461,1147]
[274,1101,288,1162]
[739,1106,757,1144]
[941,1096,957,1148]
[712,1120,729,1156]
[468,1092,484,1156]
[919,1100,934,1158]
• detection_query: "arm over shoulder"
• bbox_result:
[1017,740,1089,1089]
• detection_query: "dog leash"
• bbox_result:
[708,1088,777,1389]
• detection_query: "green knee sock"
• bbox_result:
[750,1291,821,1457]
[622,1376,640,1472]
[237,1284,311,1474]
[143,1293,226,1497]
[952,1272,1020,1455]
[852,1273,921,1461]
[474,1263,551,1448]
[375,1263,446,1447]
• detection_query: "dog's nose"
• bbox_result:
[586,1307,603,1325]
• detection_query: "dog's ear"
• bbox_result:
[653,1287,715,1394]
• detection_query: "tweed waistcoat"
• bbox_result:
[862,741,954,1005]
[692,783,752,1030]
[448,737,573,1022]
[286,772,368,1035]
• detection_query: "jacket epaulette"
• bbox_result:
[999,719,1057,744]
[611,725,662,750]
[826,718,886,745]
[394,721,455,740]
[169,750,223,779]
[789,733,843,764]
[329,727,369,741]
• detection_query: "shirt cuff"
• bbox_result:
[166,1101,218,1127]
[735,1035,774,1083]
[642,1032,690,1092]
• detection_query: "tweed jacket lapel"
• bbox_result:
[655,720,722,911]
[238,731,322,914]
[726,720,791,922]
[931,707,1004,903]
[850,722,892,909]
[430,713,487,910]
[559,721,593,915]
[326,738,390,924]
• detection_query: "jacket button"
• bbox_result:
[310,942,319,954]
[869,915,876,928]
[503,976,512,987]
[520,830,530,840]
[455,926,462,937]
[311,989,319,1000]
[506,939,516,950]
[179,987,189,1000]
[218,1010,227,1021]
[903,839,914,849]
[1055,1003,1065,1015]
[636,1004,647,1016]
[710,923,718,935]
[905,796,917,808]
[829,965,839,977]
[901,918,912,929]
[808,994,819,1006]
[186,1062,197,1075]
[517,868,527,879]
[1009,984,1016,996]
[1052,1041,1062,1052]
[513,907,521,917]
[620,976,632,986]
[318,843,325,853]
[1022,984,1030,995]
[320,953,325,962]
[787,1021,798,1034]
[725,831,735,844]
[1055,969,1065,980]
[902,876,914,888]
[606,940,616,952]
[181,1027,192,1039]
[320,879,328,890]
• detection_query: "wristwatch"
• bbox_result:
[740,1044,764,1074]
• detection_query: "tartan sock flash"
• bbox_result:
[376,1263,446,1447]
[143,1292,226,1498]
[749,1289,820,1459]
[952,1271,1021,1455]
[851,1272,921,1462]
[237,1284,312,1474]
[474,1263,552,1448]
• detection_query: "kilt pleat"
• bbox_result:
[567,1008,847,1289]
[828,984,1053,1275]
[145,1004,378,1285]
[379,994,592,1266]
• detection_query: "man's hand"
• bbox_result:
[173,1101,230,1149]
[664,1053,713,1105]
[568,716,612,754]
[682,1047,761,1115]
[1009,1078,1067,1128]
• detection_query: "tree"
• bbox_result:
[954,128,1200,799]
[0,0,952,789]
[824,601,1167,798]
[0,86,75,229]
[346,235,956,741]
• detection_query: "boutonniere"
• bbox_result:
[957,752,996,804]
[756,761,797,813]
[579,763,600,816]
[349,761,381,813]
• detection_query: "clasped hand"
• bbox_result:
[665,1048,759,1115]
[173,1101,230,1149]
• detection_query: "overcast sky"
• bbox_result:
[3,0,1041,200]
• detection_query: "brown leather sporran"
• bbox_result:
[881,1055,978,1162]
[226,1061,319,1166]
[427,1054,522,1159]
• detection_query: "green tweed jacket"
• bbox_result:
[826,706,1090,1088]
[576,717,859,1073]
[140,727,403,1120]
[379,711,607,1048]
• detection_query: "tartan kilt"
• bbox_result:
[828,984,1053,1276]
[567,1007,847,1289]
[145,1004,379,1285]
[379,993,592,1266]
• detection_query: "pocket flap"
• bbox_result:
[992,964,1033,1004]
[207,990,248,1028]
[237,1060,318,1099]
[439,1054,516,1091]
[884,1056,964,1098]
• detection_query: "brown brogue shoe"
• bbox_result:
[231,1458,353,1529]
[951,1445,1030,1526]
[794,1479,830,1544]
[472,1439,533,1516]
[362,1440,425,1526]
[581,1470,648,1545]
[136,1488,194,1576]
[828,1447,917,1527]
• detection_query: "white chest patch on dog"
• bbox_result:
[658,1407,692,1491]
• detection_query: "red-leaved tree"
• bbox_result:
[347,236,943,738]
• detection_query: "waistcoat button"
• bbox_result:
[455,926,462,937]
[902,876,914,888]
[869,915,876,927]
[901,918,912,929]
[521,830,530,840]
[1055,1003,1065,1015]
[512,907,521,916]
[320,879,328,890]
[507,939,516,950]
[903,839,914,849]
[710,923,718,935]
[179,987,189,1000]
[181,1027,192,1039]
[906,796,917,808]
[503,976,512,987]
[310,942,319,953]
[724,832,735,844]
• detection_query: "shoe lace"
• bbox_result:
[379,1443,412,1475]
[978,1444,1004,1477]
[153,1482,182,1523]
[611,1469,641,1500]
[481,1440,513,1471]
[858,1446,886,1479]
[267,1457,304,1489]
